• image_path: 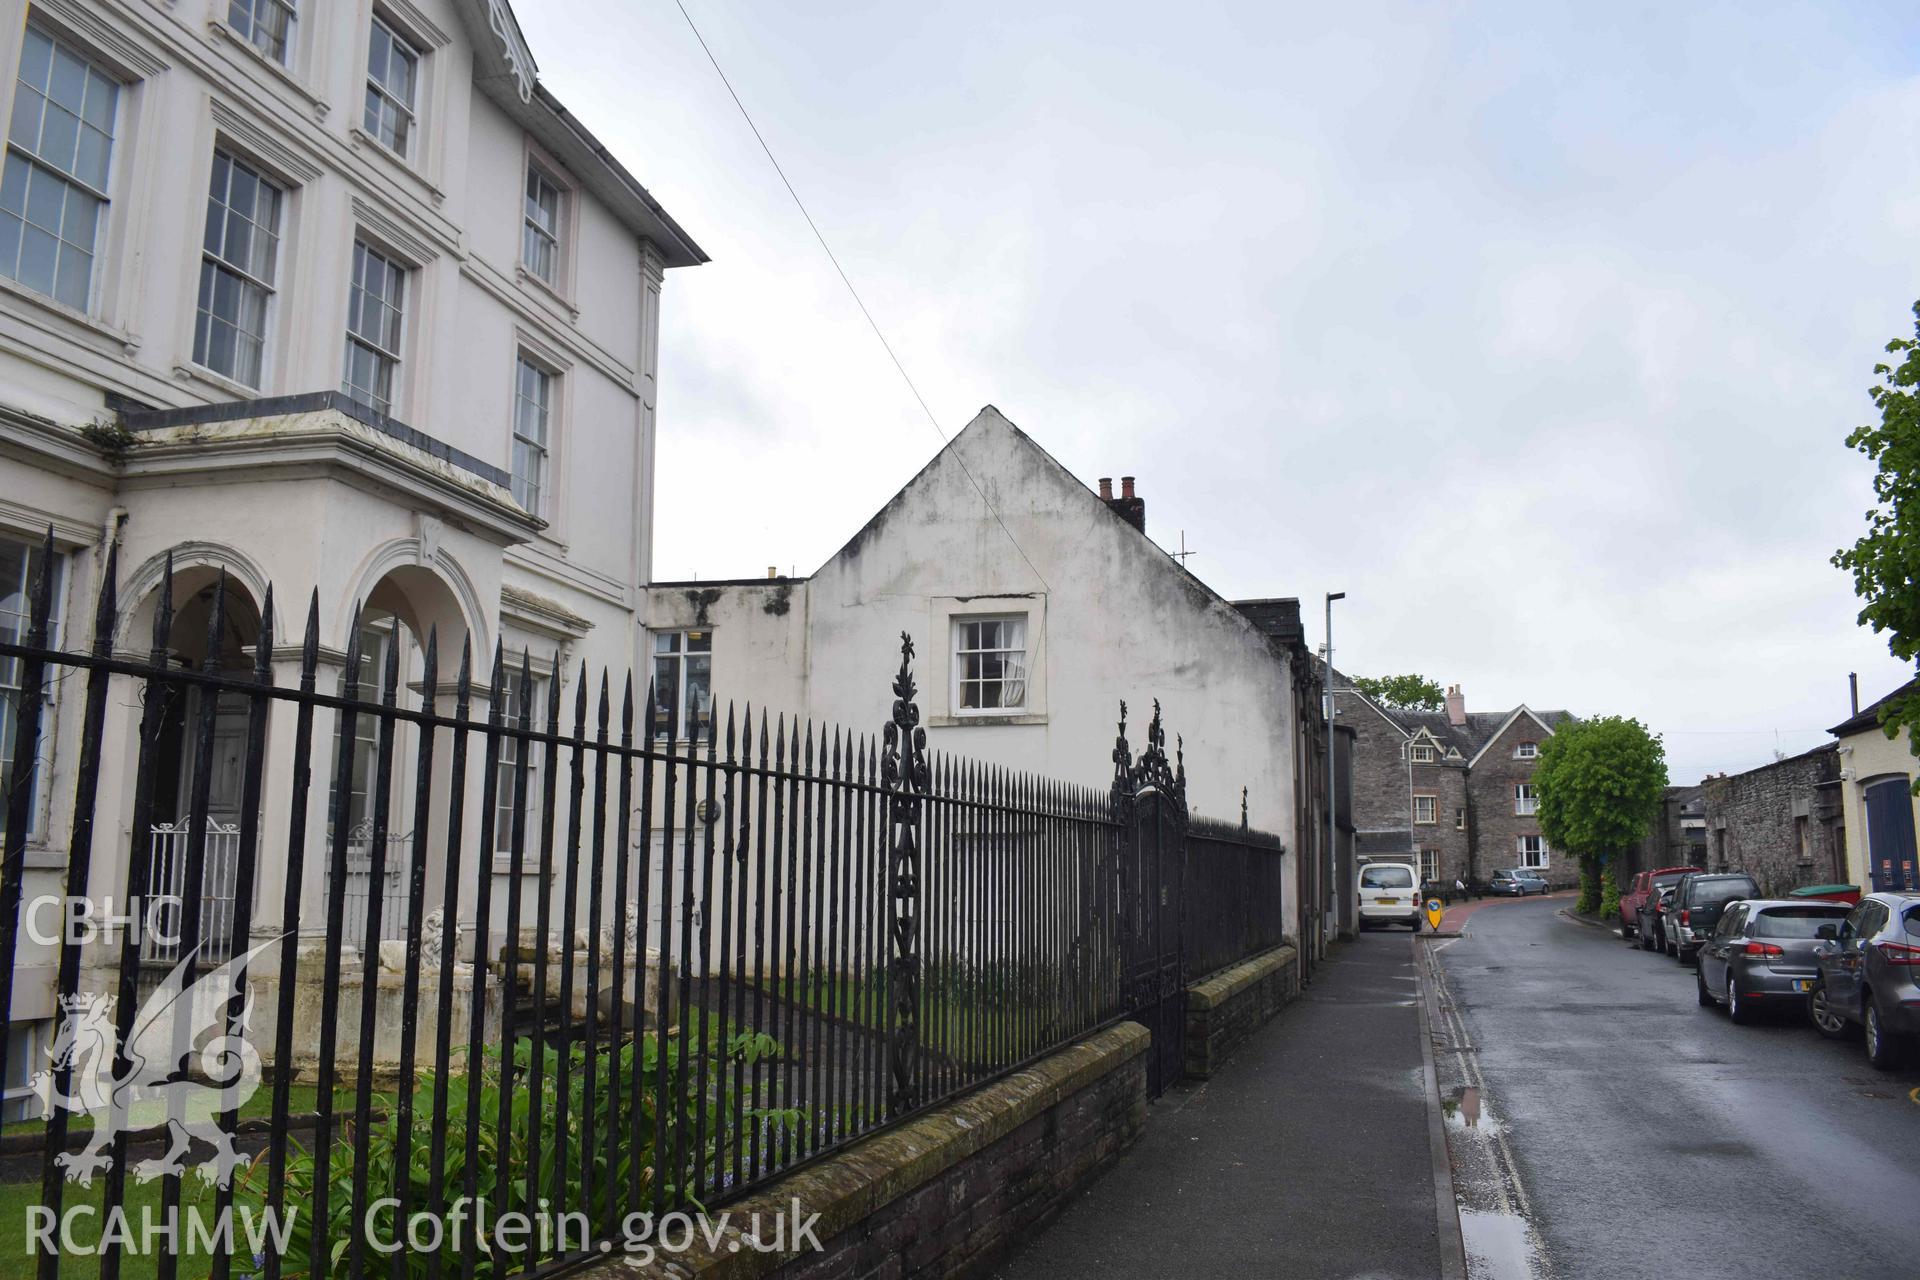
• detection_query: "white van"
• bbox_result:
[1358,861,1422,930]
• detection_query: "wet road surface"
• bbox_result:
[1432,895,1920,1280]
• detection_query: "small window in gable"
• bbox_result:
[1515,741,1539,759]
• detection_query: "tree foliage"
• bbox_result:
[1533,715,1668,870]
[1350,673,1446,712]
[1833,302,1920,756]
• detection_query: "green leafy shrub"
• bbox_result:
[238,1025,792,1278]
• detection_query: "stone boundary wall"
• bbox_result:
[1183,943,1301,1078]
[613,1021,1151,1279]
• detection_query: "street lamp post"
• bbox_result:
[1324,591,1344,948]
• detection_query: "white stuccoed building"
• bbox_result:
[0,0,703,1102]
[644,406,1305,944]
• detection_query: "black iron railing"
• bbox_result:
[1187,816,1290,980]
[0,533,1288,1279]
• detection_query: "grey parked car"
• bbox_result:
[1696,899,1852,1024]
[1488,868,1548,897]
[1664,872,1759,964]
[1809,892,1920,1070]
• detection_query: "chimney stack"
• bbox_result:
[1104,475,1146,533]
[1445,684,1466,726]
[767,566,778,580]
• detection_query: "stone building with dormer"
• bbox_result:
[1333,679,1574,889]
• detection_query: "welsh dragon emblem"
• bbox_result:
[31,936,281,1188]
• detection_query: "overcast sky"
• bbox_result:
[519,0,1919,785]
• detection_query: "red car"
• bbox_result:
[1621,865,1702,943]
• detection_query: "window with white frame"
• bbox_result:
[194,151,282,387]
[1517,834,1548,869]
[1515,741,1538,759]
[1454,807,1466,831]
[522,162,562,285]
[1411,741,1435,763]
[342,240,405,414]
[1413,794,1437,825]
[228,0,298,66]
[511,353,552,515]
[1419,850,1438,884]
[363,17,418,156]
[1514,782,1537,816]
[0,534,61,843]
[953,616,1027,713]
[1,25,119,312]
[652,630,711,743]
[492,674,546,852]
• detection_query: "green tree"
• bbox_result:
[1350,673,1446,712]
[1532,716,1668,915]
[1833,301,1920,766]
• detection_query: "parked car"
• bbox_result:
[1664,872,1760,964]
[1621,865,1700,940]
[1488,868,1549,897]
[1695,899,1852,1023]
[1359,862,1422,930]
[1808,892,1920,1070]
[1635,871,1696,952]
[1645,886,1678,953]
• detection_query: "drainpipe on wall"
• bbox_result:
[1324,592,1344,952]
[98,506,126,564]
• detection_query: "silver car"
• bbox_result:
[1695,899,1852,1024]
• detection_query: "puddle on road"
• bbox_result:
[1459,1207,1547,1280]
[1442,1085,1505,1137]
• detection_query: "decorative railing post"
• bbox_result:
[882,631,928,1116]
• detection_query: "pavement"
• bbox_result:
[991,933,1448,1280]
[1431,893,1920,1279]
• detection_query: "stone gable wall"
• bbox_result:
[1700,749,1845,896]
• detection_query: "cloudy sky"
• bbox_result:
[519,0,1919,785]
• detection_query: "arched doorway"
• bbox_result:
[141,568,265,969]
[325,563,476,952]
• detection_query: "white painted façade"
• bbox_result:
[643,406,1307,947]
[0,0,703,1104]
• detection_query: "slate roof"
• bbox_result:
[1392,707,1572,763]
[1306,657,1570,759]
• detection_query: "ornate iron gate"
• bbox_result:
[1113,700,1189,1095]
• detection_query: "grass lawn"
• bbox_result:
[756,974,1054,1063]
[0,1174,230,1280]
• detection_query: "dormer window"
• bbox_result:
[1411,743,1435,763]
